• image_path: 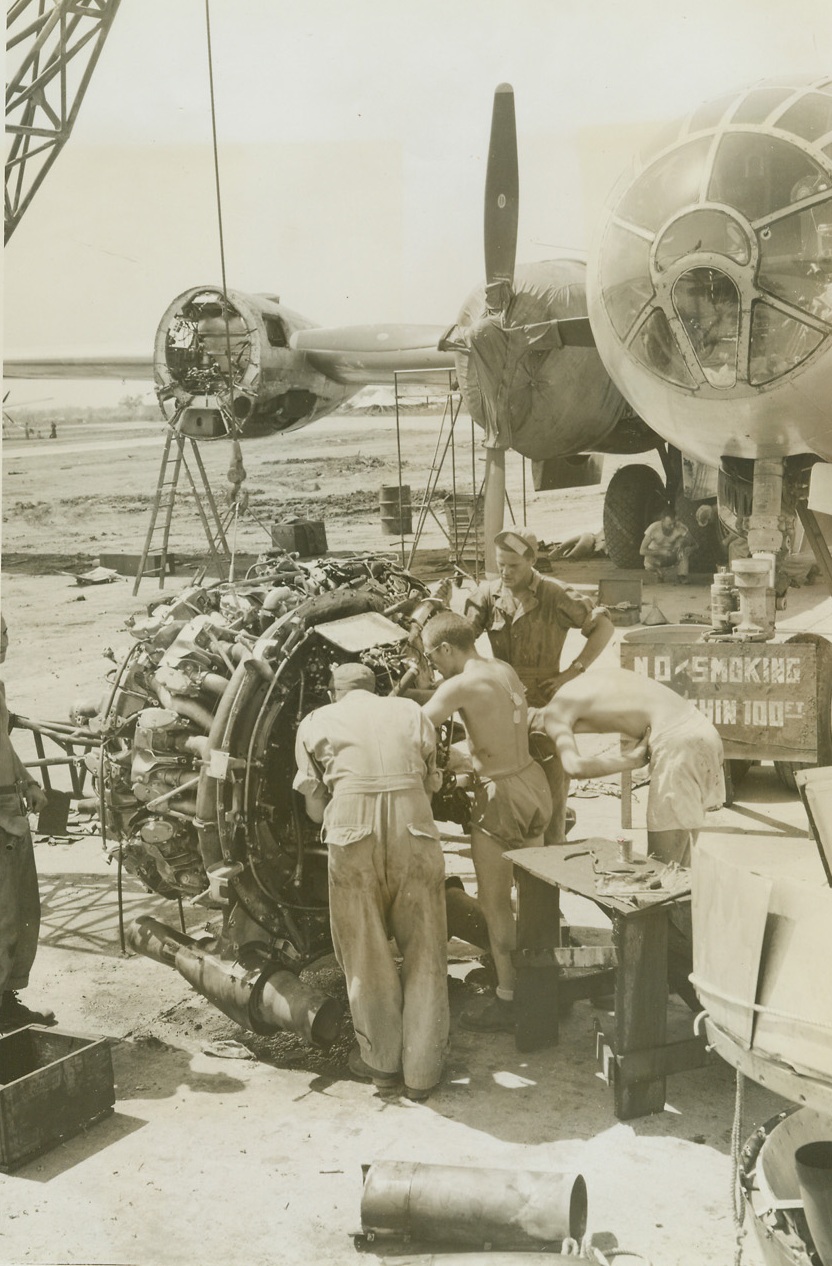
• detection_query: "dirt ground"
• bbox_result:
[2,410,831,1266]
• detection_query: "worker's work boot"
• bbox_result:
[459,995,515,1033]
[0,990,57,1031]
[404,1083,436,1102]
[347,1043,401,1089]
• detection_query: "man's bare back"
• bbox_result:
[546,667,700,740]
[424,657,532,778]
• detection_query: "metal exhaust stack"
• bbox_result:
[127,916,342,1047]
[360,1161,587,1251]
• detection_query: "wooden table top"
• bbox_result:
[505,837,691,915]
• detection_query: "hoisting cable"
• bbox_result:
[204,0,249,574]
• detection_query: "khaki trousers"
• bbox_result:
[327,791,449,1092]
[0,825,41,993]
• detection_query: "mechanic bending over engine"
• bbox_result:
[421,611,552,1034]
[535,665,725,867]
[0,614,56,1033]
[464,527,614,845]
[293,661,448,1101]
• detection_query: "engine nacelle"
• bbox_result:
[154,285,354,437]
[588,77,832,469]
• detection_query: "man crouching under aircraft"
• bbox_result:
[535,665,725,867]
[421,611,552,1033]
[293,661,448,1101]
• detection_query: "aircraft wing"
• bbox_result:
[4,354,155,380]
[290,324,455,385]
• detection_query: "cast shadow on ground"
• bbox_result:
[37,871,192,958]
[7,1109,146,1184]
[419,988,787,1153]
[110,1033,251,1102]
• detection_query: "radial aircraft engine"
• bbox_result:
[587,76,832,563]
[86,553,468,1045]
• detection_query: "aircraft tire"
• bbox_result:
[603,464,667,569]
[774,632,832,792]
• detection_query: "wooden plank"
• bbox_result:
[613,907,669,1119]
[620,769,633,829]
[691,847,770,1048]
[513,866,561,1053]
[615,1035,708,1083]
[555,946,617,970]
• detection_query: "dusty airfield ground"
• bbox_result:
[2,409,831,1266]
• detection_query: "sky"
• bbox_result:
[4,0,832,404]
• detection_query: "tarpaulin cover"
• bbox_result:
[454,258,628,461]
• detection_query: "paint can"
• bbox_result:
[710,570,736,632]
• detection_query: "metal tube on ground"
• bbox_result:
[126,916,341,1047]
[377,1256,588,1265]
[360,1161,587,1250]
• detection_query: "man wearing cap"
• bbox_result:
[293,661,449,1101]
[0,615,56,1032]
[464,527,614,844]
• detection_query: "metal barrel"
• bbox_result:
[795,1142,832,1266]
[361,1161,587,1249]
[379,485,412,535]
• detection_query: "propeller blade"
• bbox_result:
[484,84,519,304]
[482,448,507,575]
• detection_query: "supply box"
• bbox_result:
[598,577,642,625]
[99,552,175,578]
[0,1026,115,1171]
[270,520,328,558]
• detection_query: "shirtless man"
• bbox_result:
[421,610,552,1032]
[0,615,54,1032]
[640,513,696,584]
[536,665,725,866]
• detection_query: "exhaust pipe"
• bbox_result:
[360,1161,587,1250]
[127,916,342,1047]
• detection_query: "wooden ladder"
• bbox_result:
[133,415,230,595]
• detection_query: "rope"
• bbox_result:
[731,1068,747,1266]
[690,974,832,1033]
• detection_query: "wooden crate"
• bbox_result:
[99,551,175,578]
[598,577,642,626]
[270,520,328,557]
[0,1027,115,1171]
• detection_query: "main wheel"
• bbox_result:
[603,464,667,569]
[774,632,832,792]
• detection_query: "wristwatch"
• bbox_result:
[571,660,585,674]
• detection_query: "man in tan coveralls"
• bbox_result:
[422,611,552,1033]
[464,527,614,844]
[0,615,55,1032]
[293,661,448,1100]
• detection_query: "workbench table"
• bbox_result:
[505,837,708,1120]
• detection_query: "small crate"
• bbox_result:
[270,520,328,558]
[598,577,643,626]
[0,1026,115,1171]
[99,552,175,578]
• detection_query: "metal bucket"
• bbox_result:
[380,485,412,535]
